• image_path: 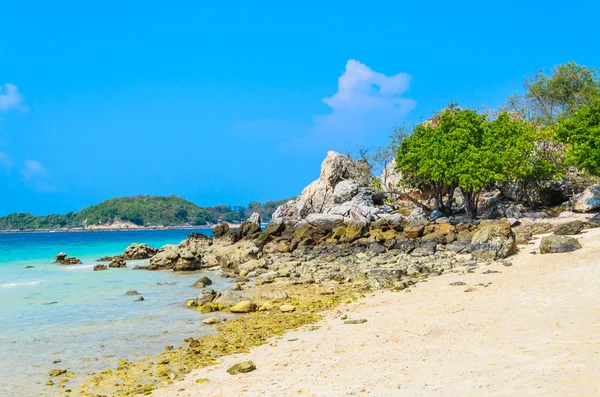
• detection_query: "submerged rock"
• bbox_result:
[54,253,82,265]
[539,236,582,254]
[93,264,107,271]
[125,290,140,296]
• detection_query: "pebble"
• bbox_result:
[344,319,367,325]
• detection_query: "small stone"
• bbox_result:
[125,290,140,296]
[464,287,477,292]
[449,281,466,286]
[230,301,258,313]
[48,369,67,377]
[46,380,54,386]
[279,304,296,313]
[135,296,144,301]
[195,378,209,383]
[340,314,348,320]
[226,361,256,375]
[52,360,61,364]
[203,317,220,325]
[344,319,367,324]
[24,265,34,269]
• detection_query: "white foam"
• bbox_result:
[1,281,41,288]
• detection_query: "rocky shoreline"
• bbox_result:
[46,151,600,397]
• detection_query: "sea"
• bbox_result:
[0,229,232,397]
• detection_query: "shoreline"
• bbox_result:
[0,224,242,234]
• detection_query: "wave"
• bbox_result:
[1,280,41,288]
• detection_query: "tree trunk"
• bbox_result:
[459,188,477,220]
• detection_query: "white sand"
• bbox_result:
[152,227,600,397]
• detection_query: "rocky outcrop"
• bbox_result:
[470,220,517,260]
[123,243,158,260]
[93,264,107,271]
[147,233,212,271]
[214,240,260,274]
[539,236,582,254]
[54,253,82,265]
[108,256,127,268]
[573,184,600,212]
[272,151,375,223]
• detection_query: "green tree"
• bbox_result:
[503,62,600,125]
[558,102,600,175]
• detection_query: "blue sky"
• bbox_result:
[1,1,599,216]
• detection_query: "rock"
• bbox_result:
[272,151,370,222]
[306,213,344,231]
[226,361,256,375]
[191,276,213,288]
[215,241,260,273]
[48,369,67,377]
[261,290,288,301]
[108,256,127,268]
[367,268,405,288]
[470,220,517,260]
[123,243,158,260]
[333,180,360,204]
[24,265,34,269]
[196,289,220,306]
[147,235,211,271]
[344,319,367,324]
[369,242,386,254]
[279,304,296,312]
[203,317,220,325]
[574,184,600,212]
[553,221,585,236]
[54,253,82,265]
[237,259,267,275]
[125,290,140,295]
[248,212,261,224]
[93,264,107,271]
[262,240,292,253]
[539,236,582,254]
[213,223,230,238]
[237,214,262,239]
[229,301,258,313]
[212,291,242,307]
[135,296,144,301]
[96,256,113,262]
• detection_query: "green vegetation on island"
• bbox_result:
[0,196,292,230]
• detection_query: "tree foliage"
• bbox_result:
[558,102,600,175]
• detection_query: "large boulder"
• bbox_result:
[108,256,127,268]
[539,236,582,254]
[214,240,260,273]
[123,243,158,260]
[306,213,344,231]
[147,234,211,271]
[470,220,517,260]
[573,184,600,212]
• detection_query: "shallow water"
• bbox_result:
[0,229,231,396]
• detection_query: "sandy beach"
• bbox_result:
[152,226,600,397]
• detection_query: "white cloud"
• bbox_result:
[277,60,415,152]
[0,83,25,111]
[20,159,58,192]
[21,159,46,180]
[0,152,11,174]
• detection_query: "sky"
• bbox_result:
[1,1,599,216]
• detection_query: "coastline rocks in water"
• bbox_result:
[125,290,140,296]
[24,265,34,269]
[227,361,256,375]
[573,184,600,212]
[108,256,127,268]
[147,234,211,271]
[190,276,213,288]
[470,220,517,260]
[96,256,113,262]
[123,243,158,260]
[93,264,108,271]
[54,253,82,265]
[553,221,585,236]
[539,236,582,254]
[229,300,258,313]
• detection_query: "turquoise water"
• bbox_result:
[0,229,232,397]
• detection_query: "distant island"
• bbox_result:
[0,195,292,231]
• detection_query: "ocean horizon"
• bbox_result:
[0,228,232,397]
